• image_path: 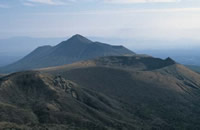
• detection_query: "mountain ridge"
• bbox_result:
[0,34,135,73]
[40,55,176,72]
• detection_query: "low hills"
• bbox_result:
[0,34,134,73]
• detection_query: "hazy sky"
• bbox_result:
[0,0,200,49]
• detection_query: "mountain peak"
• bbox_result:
[165,57,176,64]
[72,34,85,38]
[0,35,135,73]
[67,34,92,44]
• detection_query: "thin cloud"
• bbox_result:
[23,2,35,6]
[0,4,10,8]
[25,0,181,5]
[73,7,200,15]
[26,0,66,5]
[31,7,200,16]
[104,0,181,4]
[22,0,182,6]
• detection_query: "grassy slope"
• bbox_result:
[0,71,141,130]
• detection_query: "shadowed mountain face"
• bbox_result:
[41,55,200,129]
[0,34,134,73]
[0,71,141,130]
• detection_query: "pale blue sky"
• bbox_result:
[1,0,200,49]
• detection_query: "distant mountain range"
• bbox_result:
[186,65,200,73]
[1,55,200,129]
[0,34,135,73]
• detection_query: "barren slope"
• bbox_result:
[41,55,200,129]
